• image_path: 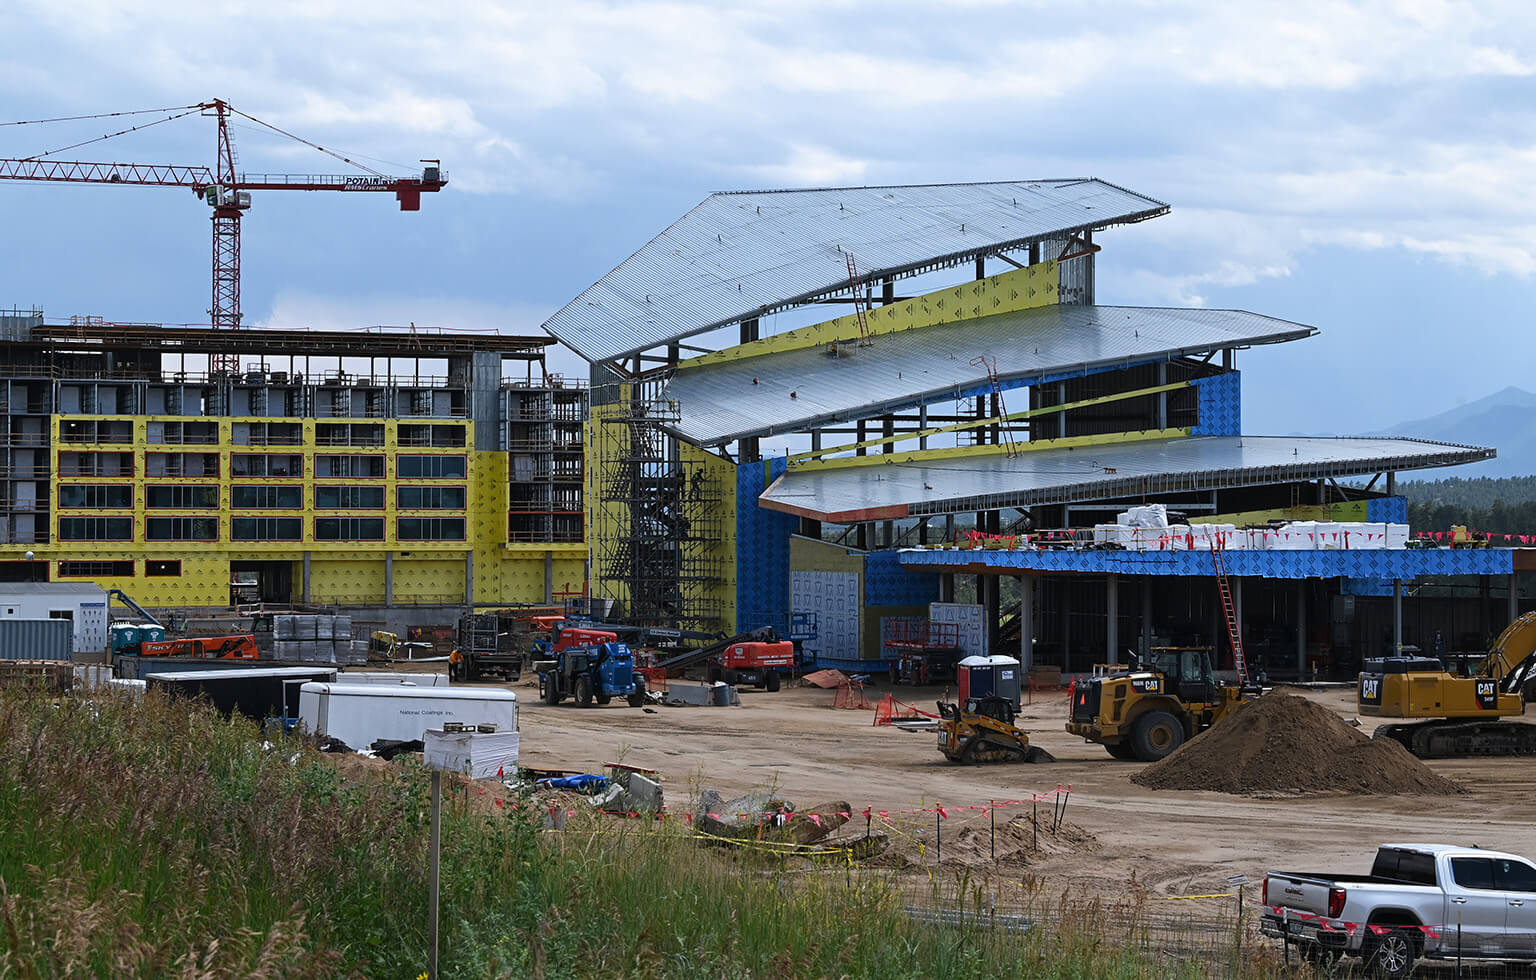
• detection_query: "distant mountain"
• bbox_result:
[1371,386,1536,478]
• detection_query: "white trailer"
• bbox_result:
[298,683,517,750]
[0,583,109,656]
[338,670,451,687]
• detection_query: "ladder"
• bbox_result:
[968,354,1020,458]
[1210,539,1248,683]
[844,251,874,347]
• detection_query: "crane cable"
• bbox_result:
[0,104,201,127]
[225,105,388,177]
[17,107,204,162]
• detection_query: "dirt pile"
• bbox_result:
[1131,692,1466,796]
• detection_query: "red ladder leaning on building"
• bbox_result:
[1210,538,1249,683]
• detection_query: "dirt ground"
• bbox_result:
[378,663,1528,909]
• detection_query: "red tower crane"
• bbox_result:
[0,100,447,372]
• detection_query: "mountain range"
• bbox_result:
[1368,386,1536,478]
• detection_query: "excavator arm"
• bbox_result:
[1493,612,1536,694]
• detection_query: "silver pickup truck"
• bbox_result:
[1261,843,1536,978]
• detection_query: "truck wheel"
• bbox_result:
[628,678,647,708]
[542,678,561,706]
[575,675,594,708]
[1105,742,1137,761]
[765,671,781,692]
[1363,928,1417,980]
[595,692,611,706]
[1130,711,1185,762]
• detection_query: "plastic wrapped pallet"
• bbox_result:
[1271,521,1316,550]
[316,616,333,640]
[1121,504,1169,529]
[1312,521,1343,550]
[273,614,296,640]
[272,639,300,661]
[332,615,352,640]
[1386,523,1410,549]
[297,616,317,640]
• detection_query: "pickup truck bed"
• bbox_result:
[1261,843,1536,978]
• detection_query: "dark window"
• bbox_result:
[315,485,385,509]
[1451,858,1495,890]
[397,517,466,541]
[397,485,466,509]
[231,517,303,541]
[314,517,384,541]
[57,517,134,541]
[58,560,135,577]
[57,451,134,477]
[145,560,181,577]
[231,485,302,509]
[397,454,466,479]
[145,516,218,541]
[1371,849,1438,886]
[57,484,133,508]
[314,454,386,478]
[145,452,219,478]
[1496,860,1536,893]
[230,454,302,478]
[146,485,220,509]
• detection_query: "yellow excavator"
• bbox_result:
[936,696,1054,764]
[1362,612,1536,758]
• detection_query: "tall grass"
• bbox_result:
[0,685,1306,978]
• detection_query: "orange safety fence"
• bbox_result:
[832,679,873,710]
[872,693,938,726]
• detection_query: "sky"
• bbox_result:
[1,0,1534,435]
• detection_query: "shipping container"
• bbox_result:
[298,683,517,750]
[0,618,72,661]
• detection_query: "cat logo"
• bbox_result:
[1476,680,1499,710]
[1130,676,1161,694]
[1360,677,1381,704]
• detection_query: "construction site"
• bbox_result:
[9,103,1536,976]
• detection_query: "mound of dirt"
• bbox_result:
[1130,692,1465,796]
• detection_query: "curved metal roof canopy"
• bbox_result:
[758,436,1495,523]
[662,305,1315,446]
[541,179,1169,363]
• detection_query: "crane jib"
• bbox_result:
[342,175,396,189]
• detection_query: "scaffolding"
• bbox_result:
[595,378,727,631]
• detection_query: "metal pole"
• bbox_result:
[429,769,441,980]
[989,800,995,861]
[1393,579,1403,653]
[935,807,941,867]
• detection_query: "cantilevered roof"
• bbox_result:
[29,323,550,358]
[759,436,1495,523]
[663,305,1314,446]
[542,179,1169,363]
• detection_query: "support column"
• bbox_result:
[739,318,760,464]
[385,551,394,608]
[1062,580,1073,673]
[1018,575,1034,671]
[940,573,955,604]
[1296,581,1307,680]
[1105,573,1119,665]
[1232,576,1244,668]
[302,551,311,604]
[464,553,474,605]
[1156,362,1168,430]
[1140,578,1153,659]
[1511,572,1520,624]
[983,573,1000,655]
[1393,579,1403,654]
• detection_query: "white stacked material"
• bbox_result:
[1119,503,1169,528]
[273,615,296,640]
[1312,521,1344,550]
[332,615,352,640]
[1270,521,1316,550]
[424,729,520,778]
[1386,523,1410,549]
[341,671,450,687]
[1094,524,1134,546]
[316,616,333,640]
[73,663,113,691]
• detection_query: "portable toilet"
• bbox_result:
[988,655,1022,710]
[140,624,166,644]
[955,656,994,705]
[110,623,140,655]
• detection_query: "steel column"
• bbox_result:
[1296,582,1307,680]
[1105,573,1119,664]
[1393,579,1403,653]
[1018,575,1034,671]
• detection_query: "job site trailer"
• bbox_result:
[298,683,518,751]
[146,666,339,722]
[0,583,108,656]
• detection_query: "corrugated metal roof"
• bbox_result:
[663,305,1314,446]
[758,436,1495,522]
[542,179,1169,363]
[0,583,106,597]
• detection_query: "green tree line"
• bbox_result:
[1403,475,1536,536]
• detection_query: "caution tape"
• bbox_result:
[1153,893,1234,901]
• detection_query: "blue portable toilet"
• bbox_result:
[956,655,994,704]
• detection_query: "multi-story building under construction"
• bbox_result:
[0,315,586,628]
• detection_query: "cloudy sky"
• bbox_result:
[1,0,1533,434]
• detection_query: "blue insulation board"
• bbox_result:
[737,458,797,632]
[899,546,1515,579]
[1367,496,1408,524]
[1190,371,1241,436]
[864,549,938,608]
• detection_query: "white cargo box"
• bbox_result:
[424,729,520,778]
[1271,521,1316,550]
[298,683,518,750]
[1386,523,1410,549]
[338,670,451,687]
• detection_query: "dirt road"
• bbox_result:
[382,665,1526,907]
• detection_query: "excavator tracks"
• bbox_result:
[1375,721,1536,759]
